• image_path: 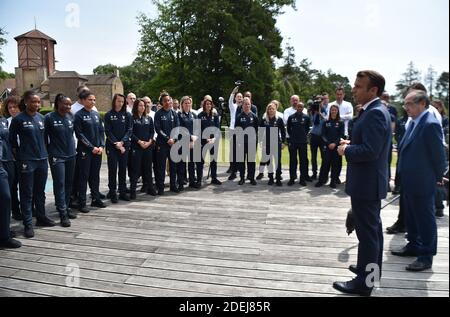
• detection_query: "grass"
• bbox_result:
[101,134,399,168]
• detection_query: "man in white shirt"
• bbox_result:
[126,93,137,114]
[284,95,308,140]
[227,86,244,177]
[328,88,354,137]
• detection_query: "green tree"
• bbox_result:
[272,44,352,110]
[93,63,118,75]
[0,27,14,80]
[435,71,449,107]
[396,61,421,99]
[93,59,156,97]
[424,65,437,99]
[137,0,295,111]
[0,27,7,66]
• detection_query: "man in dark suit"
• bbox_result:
[334,71,392,296]
[391,90,446,271]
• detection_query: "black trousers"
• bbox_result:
[319,147,342,184]
[78,152,102,206]
[130,147,154,192]
[351,197,383,281]
[310,134,324,177]
[198,145,218,181]
[177,148,200,185]
[156,145,177,190]
[238,142,256,180]
[2,161,20,215]
[19,159,48,226]
[0,164,11,241]
[49,157,76,216]
[229,133,238,174]
[107,146,128,195]
[289,143,309,181]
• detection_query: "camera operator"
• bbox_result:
[309,95,327,180]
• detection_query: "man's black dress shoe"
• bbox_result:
[238,179,245,186]
[386,221,406,234]
[35,216,56,227]
[91,200,107,208]
[406,260,432,272]
[349,265,358,275]
[0,238,22,249]
[391,246,418,257]
[333,279,373,297]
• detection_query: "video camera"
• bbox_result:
[310,98,322,113]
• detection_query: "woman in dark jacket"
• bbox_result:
[130,99,156,198]
[45,94,78,227]
[259,102,286,186]
[9,91,56,238]
[197,97,222,187]
[316,104,345,189]
[177,96,201,190]
[104,94,133,203]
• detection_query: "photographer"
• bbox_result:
[309,95,327,180]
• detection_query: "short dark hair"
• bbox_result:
[2,96,20,117]
[159,92,170,105]
[408,82,427,93]
[112,93,126,112]
[79,90,94,101]
[54,93,70,111]
[19,90,39,112]
[335,87,345,93]
[77,85,89,94]
[357,70,386,97]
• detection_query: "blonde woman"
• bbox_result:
[259,102,286,186]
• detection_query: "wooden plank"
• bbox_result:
[0,288,46,297]
[10,270,218,297]
[0,276,111,297]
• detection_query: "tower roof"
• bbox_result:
[14,29,57,44]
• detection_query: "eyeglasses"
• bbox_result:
[402,102,417,109]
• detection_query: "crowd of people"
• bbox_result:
[0,70,449,297]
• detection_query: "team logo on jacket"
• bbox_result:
[22,164,28,170]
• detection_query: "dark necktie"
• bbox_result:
[405,121,415,141]
[358,109,365,118]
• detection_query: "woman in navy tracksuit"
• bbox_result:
[197,98,222,187]
[177,96,201,190]
[9,91,56,238]
[104,94,133,203]
[1,96,21,221]
[0,137,21,248]
[130,99,156,198]
[73,91,106,212]
[316,104,345,189]
[44,94,78,227]
[260,102,286,186]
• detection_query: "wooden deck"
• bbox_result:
[0,167,448,297]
